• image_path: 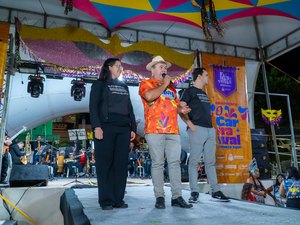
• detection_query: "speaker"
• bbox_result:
[9,165,49,187]
[253,149,271,179]
[251,129,267,150]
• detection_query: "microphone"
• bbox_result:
[162,73,174,87]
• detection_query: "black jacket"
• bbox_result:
[10,144,25,165]
[89,79,137,133]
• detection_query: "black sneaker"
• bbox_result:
[212,191,230,202]
[101,205,113,210]
[155,197,165,209]
[113,202,128,208]
[189,192,199,203]
[171,196,193,208]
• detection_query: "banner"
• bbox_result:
[0,22,10,104]
[202,53,252,183]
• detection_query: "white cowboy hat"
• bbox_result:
[146,56,171,71]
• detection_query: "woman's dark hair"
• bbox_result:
[99,58,120,81]
[275,173,285,186]
[286,166,300,180]
[241,183,253,200]
[192,67,206,81]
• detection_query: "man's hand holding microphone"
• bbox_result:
[162,73,191,115]
[162,73,174,88]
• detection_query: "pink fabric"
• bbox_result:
[24,40,101,68]
[73,0,108,27]
[117,12,200,28]
[157,0,190,11]
[221,7,297,22]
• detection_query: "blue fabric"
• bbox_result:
[284,179,300,199]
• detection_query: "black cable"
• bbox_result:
[0,188,13,220]
[4,181,45,220]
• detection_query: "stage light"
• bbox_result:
[27,75,45,98]
[71,79,86,101]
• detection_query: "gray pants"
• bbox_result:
[188,126,220,193]
[145,134,182,199]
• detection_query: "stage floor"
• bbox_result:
[71,179,300,225]
[1,178,300,225]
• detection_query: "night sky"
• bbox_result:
[271,46,300,79]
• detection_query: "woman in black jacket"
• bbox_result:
[89,58,136,210]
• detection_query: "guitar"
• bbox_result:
[10,126,27,141]
[2,126,27,155]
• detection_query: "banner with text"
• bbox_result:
[203,53,252,183]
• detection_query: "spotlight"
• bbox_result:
[71,79,86,101]
[27,75,45,98]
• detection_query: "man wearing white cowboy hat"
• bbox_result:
[139,56,192,209]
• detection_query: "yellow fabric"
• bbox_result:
[0,23,9,88]
[214,0,253,10]
[161,12,201,26]
[258,0,289,7]
[92,0,154,11]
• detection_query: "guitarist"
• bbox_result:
[0,134,12,185]
[31,135,47,165]
[10,141,26,165]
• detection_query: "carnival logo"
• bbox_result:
[213,65,237,97]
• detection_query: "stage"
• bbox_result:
[1,178,300,225]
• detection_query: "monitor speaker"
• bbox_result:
[9,164,49,187]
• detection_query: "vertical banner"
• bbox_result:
[0,22,10,104]
[202,53,252,183]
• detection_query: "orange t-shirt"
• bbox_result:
[139,77,180,134]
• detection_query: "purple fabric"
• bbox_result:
[213,65,237,97]
[24,40,101,68]
[22,39,188,77]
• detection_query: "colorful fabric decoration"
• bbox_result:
[67,1,300,31]
[261,109,282,127]
[16,20,194,81]
[192,0,223,40]
[61,0,73,15]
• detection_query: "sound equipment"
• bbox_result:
[251,129,267,151]
[9,165,49,187]
[251,129,271,179]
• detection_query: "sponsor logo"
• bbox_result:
[225,165,237,169]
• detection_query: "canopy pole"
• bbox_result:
[286,95,298,167]
[253,16,282,173]
[0,34,14,175]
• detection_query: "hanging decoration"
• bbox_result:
[61,0,73,15]
[172,66,194,87]
[192,0,223,40]
[261,109,282,128]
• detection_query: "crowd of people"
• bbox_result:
[241,158,300,209]
[0,135,97,186]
